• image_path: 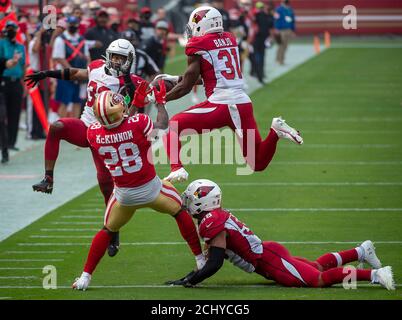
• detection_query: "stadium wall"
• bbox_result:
[225,0,402,35]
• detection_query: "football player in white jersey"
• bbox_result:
[25,39,143,257]
[161,6,303,183]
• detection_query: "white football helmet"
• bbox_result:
[182,179,222,216]
[185,6,223,39]
[105,39,136,77]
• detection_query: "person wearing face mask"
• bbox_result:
[52,16,90,118]
[138,7,155,43]
[0,21,26,153]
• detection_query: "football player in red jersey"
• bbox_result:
[166,179,395,290]
[162,6,303,183]
[72,81,205,291]
[25,39,144,257]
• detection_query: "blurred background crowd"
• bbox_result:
[0,0,295,164]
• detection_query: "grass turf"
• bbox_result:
[0,46,401,300]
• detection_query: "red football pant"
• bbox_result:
[44,118,113,204]
[256,242,372,287]
[163,101,279,172]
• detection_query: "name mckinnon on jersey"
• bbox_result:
[95,130,134,144]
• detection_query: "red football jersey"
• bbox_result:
[87,114,155,188]
[185,32,250,105]
[198,208,263,267]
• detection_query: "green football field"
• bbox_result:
[1,44,402,300]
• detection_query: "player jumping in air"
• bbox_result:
[166,179,395,290]
[162,6,303,183]
[25,39,143,257]
[72,83,205,291]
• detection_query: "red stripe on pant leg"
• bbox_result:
[161,185,182,203]
[160,190,182,207]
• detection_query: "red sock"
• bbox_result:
[321,268,372,286]
[83,229,112,274]
[44,129,62,161]
[316,249,358,270]
[174,210,202,256]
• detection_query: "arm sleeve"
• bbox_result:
[187,246,225,285]
[225,249,255,273]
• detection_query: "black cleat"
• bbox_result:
[1,149,8,164]
[32,175,54,194]
[108,232,120,257]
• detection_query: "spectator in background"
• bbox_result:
[121,29,160,80]
[52,16,89,118]
[0,44,21,163]
[139,7,155,43]
[274,0,295,65]
[143,20,169,72]
[0,21,26,151]
[27,26,46,140]
[122,0,140,30]
[124,18,142,45]
[229,7,249,70]
[211,0,231,31]
[250,1,274,84]
[85,9,117,61]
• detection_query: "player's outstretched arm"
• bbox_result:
[167,231,227,287]
[152,80,169,130]
[166,55,201,102]
[24,68,88,87]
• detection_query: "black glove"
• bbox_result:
[165,270,196,287]
[24,71,47,87]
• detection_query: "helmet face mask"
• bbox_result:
[105,39,136,77]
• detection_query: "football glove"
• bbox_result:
[133,80,151,108]
[153,79,166,105]
[165,270,196,287]
[120,51,134,75]
[24,71,47,87]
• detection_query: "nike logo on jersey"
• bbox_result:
[206,222,214,228]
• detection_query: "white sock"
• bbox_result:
[355,246,364,261]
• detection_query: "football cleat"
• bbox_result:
[72,272,91,291]
[108,232,120,257]
[32,175,54,194]
[372,266,395,290]
[359,240,382,269]
[271,117,303,145]
[164,167,189,183]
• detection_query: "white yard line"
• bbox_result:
[0,259,64,262]
[0,283,399,289]
[218,182,402,187]
[227,208,402,212]
[273,161,402,165]
[4,251,72,254]
[50,222,101,225]
[0,267,43,270]
[61,215,101,219]
[40,228,99,232]
[0,276,38,279]
[17,241,402,246]
[30,235,93,239]
[69,209,103,213]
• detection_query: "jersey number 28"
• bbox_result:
[98,142,142,176]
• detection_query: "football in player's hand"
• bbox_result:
[150,78,176,93]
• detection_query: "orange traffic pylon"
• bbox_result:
[314,36,321,54]
[324,31,331,48]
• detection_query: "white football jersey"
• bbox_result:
[80,59,143,127]
[185,31,251,105]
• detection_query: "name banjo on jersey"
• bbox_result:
[213,38,233,48]
[96,130,134,144]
